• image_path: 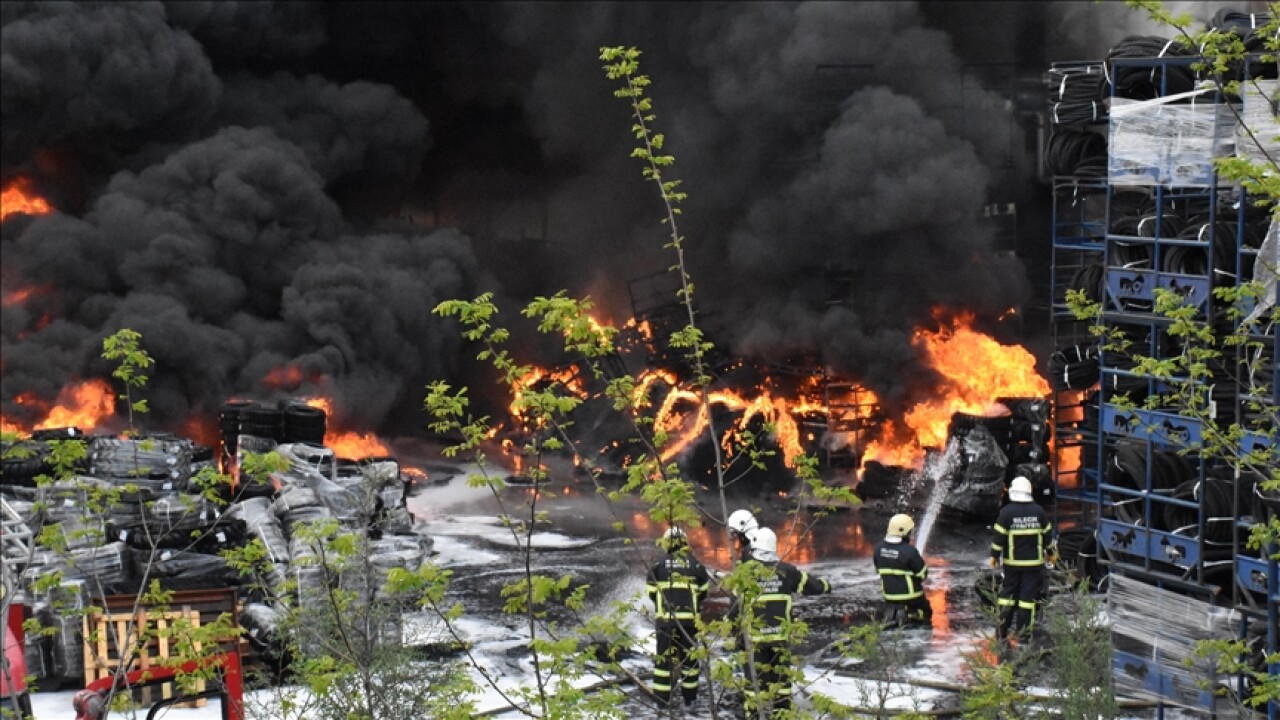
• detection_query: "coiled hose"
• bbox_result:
[1045,127,1108,177]
[1047,64,1109,127]
[1048,344,1100,390]
[1106,35,1196,100]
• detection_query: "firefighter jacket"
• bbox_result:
[872,539,927,602]
[733,560,831,644]
[647,549,711,623]
[991,500,1054,567]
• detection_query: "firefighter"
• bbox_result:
[989,475,1056,642]
[646,526,711,709]
[727,508,758,563]
[873,513,933,626]
[733,526,832,717]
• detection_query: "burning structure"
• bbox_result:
[0,2,1077,451]
[0,2,1078,525]
[6,3,1274,716]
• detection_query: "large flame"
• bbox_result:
[303,397,390,459]
[497,308,1048,477]
[0,379,116,435]
[864,311,1049,467]
[0,177,53,221]
[652,386,826,469]
[641,311,1047,471]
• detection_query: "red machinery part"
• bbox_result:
[1,591,30,713]
[72,651,245,720]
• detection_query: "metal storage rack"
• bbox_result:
[1048,50,1278,718]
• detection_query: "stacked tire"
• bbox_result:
[281,403,327,445]
[218,400,255,474]
[999,397,1053,476]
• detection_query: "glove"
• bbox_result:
[988,557,999,569]
[1046,546,1059,566]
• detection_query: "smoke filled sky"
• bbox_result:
[0,1,1247,435]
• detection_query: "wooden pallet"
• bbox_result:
[82,608,207,708]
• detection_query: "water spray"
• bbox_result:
[913,435,965,556]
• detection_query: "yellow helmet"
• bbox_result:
[887,514,915,538]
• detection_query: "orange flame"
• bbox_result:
[40,380,116,431]
[302,396,390,459]
[510,366,589,422]
[0,178,52,221]
[263,364,321,391]
[926,557,952,638]
[864,311,1049,467]
[651,384,831,469]
[501,437,525,475]
[505,308,1046,478]
[1055,445,1082,491]
[1,379,116,436]
[2,285,49,307]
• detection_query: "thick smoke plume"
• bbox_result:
[0,1,1239,436]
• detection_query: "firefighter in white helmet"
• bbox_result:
[731,526,831,717]
[726,508,758,563]
[645,526,711,709]
[873,513,933,626]
[989,475,1056,643]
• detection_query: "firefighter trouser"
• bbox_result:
[653,619,699,704]
[743,641,792,717]
[882,595,932,626]
[998,565,1043,638]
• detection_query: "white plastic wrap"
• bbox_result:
[1237,78,1278,166]
[1243,218,1278,326]
[1108,573,1242,712]
[1110,93,1238,186]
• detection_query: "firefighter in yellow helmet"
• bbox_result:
[873,513,933,626]
[646,526,711,709]
[989,476,1056,642]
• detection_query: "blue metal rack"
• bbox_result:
[1047,50,1278,718]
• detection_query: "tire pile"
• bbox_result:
[0,401,431,689]
[938,396,1054,521]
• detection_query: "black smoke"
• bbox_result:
[1,1,1210,436]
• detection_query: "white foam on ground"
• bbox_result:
[22,492,1205,720]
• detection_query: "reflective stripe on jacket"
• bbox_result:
[647,551,711,622]
[736,560,830,643]
[873,540,927,601]
[991,500,1053,567]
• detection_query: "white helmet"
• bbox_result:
[1009,476,1034,502]
[748,527,778,562]
[659,526,687,550]
[728,509,758,537]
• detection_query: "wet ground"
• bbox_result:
[24,455,1196,719]
[402,458,1037,718]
